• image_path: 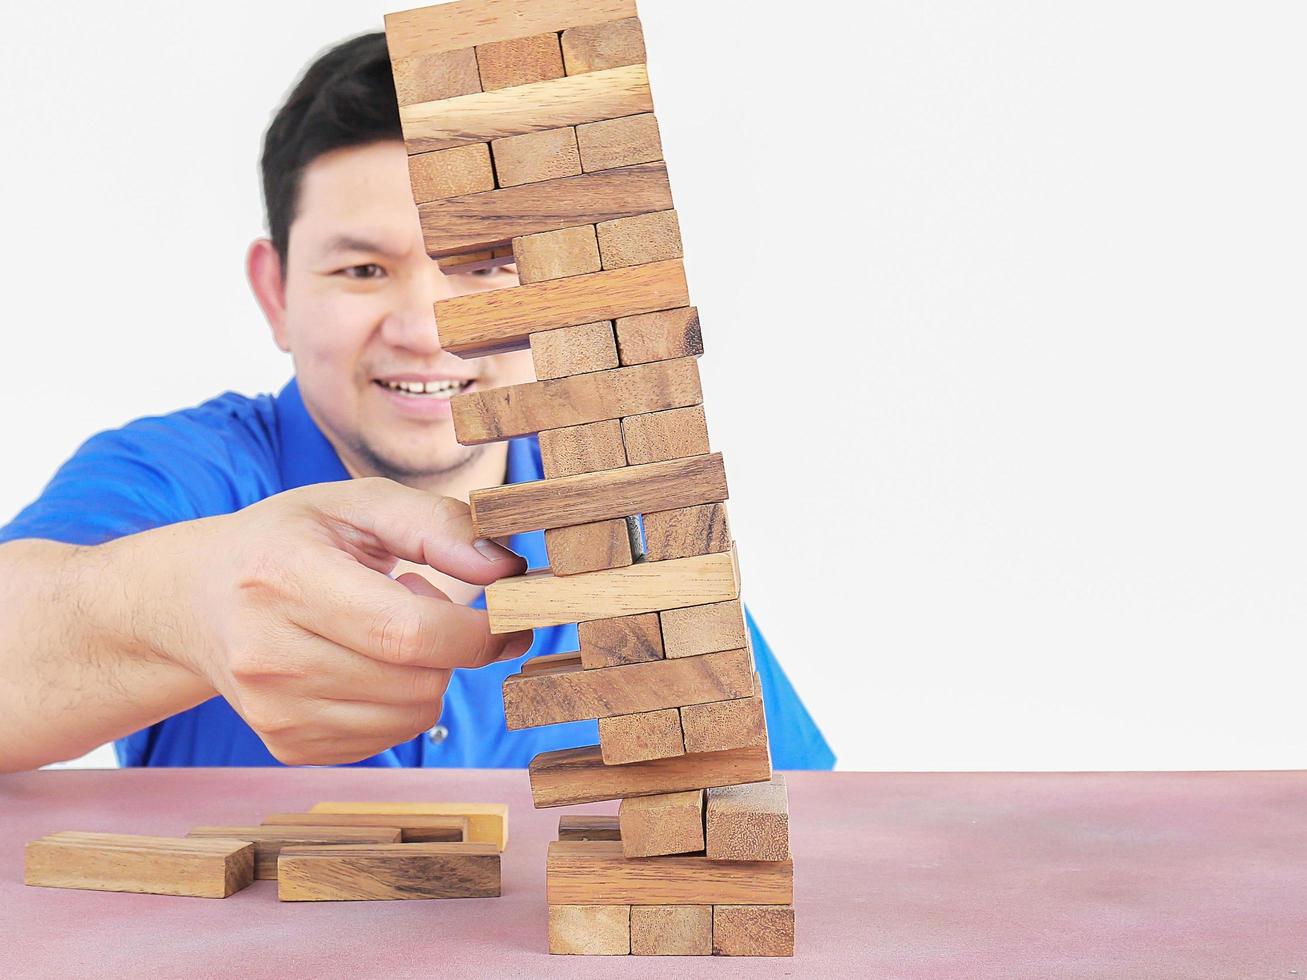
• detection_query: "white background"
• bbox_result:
[3,2,1304,771]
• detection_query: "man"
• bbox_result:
[0,33,833,773]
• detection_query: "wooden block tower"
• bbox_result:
[384,0,794,957]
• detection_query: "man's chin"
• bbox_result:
[356,438,484,482]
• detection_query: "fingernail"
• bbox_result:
[500,632,534,661]
[474,537,516,562]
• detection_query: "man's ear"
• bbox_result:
[247,238,291,352]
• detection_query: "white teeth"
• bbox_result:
[380,379,468,398]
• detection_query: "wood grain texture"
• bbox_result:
[490,126,581,188]
[528,742,771,807]
[544,518,633,576]
[530,320,616,377]
[643,502,731,562]
[186,825,401,880]
[622,404,710,465]
[660,599,747,659]
[597,208,683,269]
[385,0,636,60]
[680,684,768,755]
[485,546,739,632]
[520,650,583,675]
[503,648,752,730]
[561,17,646,75]
[599,707,685,764]
[618,790,704,858]
[631,905,712,956]
[24,832,253,898]
[306,802,507,850]
[538,418,626,478]
[515,227,600,285]
[615,306,703,365]
[277,843,500,901]
[546,840,793,905]
[408,143,495,204]
[400,64,652,153]
[389,45,481,109]
[474,32,564,91]
[436,245,514,273]
[436,256,686,356]
[706,776,790,862]
[558,814,621,841]
[578,610,663,668]
[261,812,468,845]
[548,904,631,954]
[712,904,796,957]
[577,112,663,172]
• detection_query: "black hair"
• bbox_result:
[260,33,402,265]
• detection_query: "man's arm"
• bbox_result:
[0,479,530,772]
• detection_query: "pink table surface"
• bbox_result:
[1,768,1304,978]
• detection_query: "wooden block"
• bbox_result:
[474,32,564,91]
[520,650,583,675]
[307,802,508,850]
[261,812,468,844]
[389,46,481,109]
[538,419,626,478]
[615,306,704,365]
[490,126,581,188]
[548,904,631,954]
[561,17,646,75]
[486,546,739,632]
[631,905,712,956]
[503,647,752,730]
[706,776,790,862]
[514,226,601,285]
[407,143,495,204]
[712,904,795,957]
[621,404,710,465]
[643,502,730,562]
[618,790,703,858]
[599,708,685,764]
[546,840,792,905]
[529,743,771,807]
[436,245,514,274]
[577,112,663,172]
[530,320,616,377]
[545,519,634,576]
[558,815,621,841]
[597,209,683,269]
[24,832,253,899]
[277,843,500,901]
[400,64,652,154]
[386,0,636,61]
[186,825,401,880]
[661,599,748,659]
[578,611,663,668]
[681,685,768,754]
[436,256,686,355]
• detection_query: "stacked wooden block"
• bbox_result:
[385,0,794,957]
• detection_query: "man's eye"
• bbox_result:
[341,263,385,279]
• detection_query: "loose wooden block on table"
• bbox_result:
[514,227,601,286]
[597,208,683,269]
[578,611,663,668]
[661,598,747,658]
[557,814,621,841]
[622,404,710,464]
[530,321,616,379]
[388,45,481,109]
[307,802,507,850]
[631,905,712,956]
[599,707,685,764]
[681,684,768,754]
[24,832,253,899]
[485,546,739,632]
[490,127,581,188]
[407,143,494,204]
[262,812,467,844]
[277,843,500,901]
[474,32,564,91]
[643,502,730,562]
[435,257,686,356]
[186,825,401,880]
[618,790,703,858]
[384,0,636,61]
[400,64,653,154]
[538,419,626,478]
[548,904,631,955]
[546,840,793,905]
[503,647,753,730]
[713,904,796,957]
[529,742,771,807]
[706,776,791,862]
[544,519,633,576]
[615,306,703,366]
[577,112,662,172]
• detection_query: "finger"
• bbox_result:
[258,626,453,706]
[395,571,447,599]
[258,699,442,765]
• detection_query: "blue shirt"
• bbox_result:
[1,381,835,769]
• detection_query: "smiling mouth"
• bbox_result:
[374,378,473,399]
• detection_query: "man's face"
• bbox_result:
[271,140,532,480]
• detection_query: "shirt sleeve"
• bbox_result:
[748,606,837,770]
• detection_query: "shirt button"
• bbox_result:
[428,724,449,745]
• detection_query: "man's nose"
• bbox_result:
[378,275,447,354]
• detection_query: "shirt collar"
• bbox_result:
[274,378,351,491]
